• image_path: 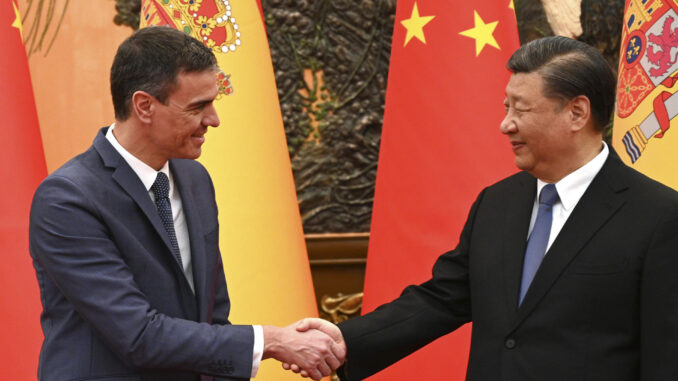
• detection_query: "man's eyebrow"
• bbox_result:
[508,94,528,104]
[186,99,213,109]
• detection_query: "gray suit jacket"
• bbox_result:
[30,127,253,381]
[338,150,678,380]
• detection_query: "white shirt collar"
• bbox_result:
[105,124,172,193]
[536,141,609,211]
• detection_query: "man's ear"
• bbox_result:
[131,91,154,124]
[569,95,591,131]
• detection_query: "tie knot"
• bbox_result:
[539,183,559,206]
[151,172,170,199]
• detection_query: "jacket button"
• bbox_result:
[505,338,516,349]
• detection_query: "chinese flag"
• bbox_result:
[0,0,48,379]
[362,1,519,380]
[140,2,318,380]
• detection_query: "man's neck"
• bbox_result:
[536,137,604,183]
[113,120,165,171]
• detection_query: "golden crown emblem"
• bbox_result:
[140,0,241,55]
[625,0,663,32]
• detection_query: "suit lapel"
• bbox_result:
[93,128,183,269]
[501,173,537,316]
[171,160,209,320]
[512,152,628,328]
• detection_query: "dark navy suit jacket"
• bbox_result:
[29,127,253,381]
[338,150,678,380]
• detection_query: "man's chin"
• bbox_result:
[513,157,532,172]
[174,150,202,161]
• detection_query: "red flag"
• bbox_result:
[362,1,519,379]
[0,1,48,379]
[256,0,264,21]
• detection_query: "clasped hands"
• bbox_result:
[263,318,345,380]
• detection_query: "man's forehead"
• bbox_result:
[505,72,544,99]
[170,70,220,104]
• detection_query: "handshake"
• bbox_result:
[263,318,346,380]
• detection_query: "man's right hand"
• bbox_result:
[262,320,346,380]
[280,318,347,378]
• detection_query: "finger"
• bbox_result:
[327,338,346,366]
[325,350,341,371]
[291,364,301,373]
[317,361,333,378]
[282,362,290,370]
[300,370,310,378]
[306,367,322,381]
[295,318,311,332]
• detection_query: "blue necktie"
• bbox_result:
[519,183,559,306]
[151,172,182,266]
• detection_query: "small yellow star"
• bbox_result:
[509,0,515,11]
[12,1,24,40]
[459,10,500,56]
[401,2,435,47]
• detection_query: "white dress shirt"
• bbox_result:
[106,125,262,377]
[528,141,610,252]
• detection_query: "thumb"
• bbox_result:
[295,318,312,332]
[298,318,344,344]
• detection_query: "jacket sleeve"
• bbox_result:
[30,174,254,379]
[337,189,486,380]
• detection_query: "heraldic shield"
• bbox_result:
[615,0,678,184]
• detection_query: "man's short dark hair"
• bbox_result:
[110,26,218,121]
[506,36,616,132]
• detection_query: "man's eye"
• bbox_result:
[504,105,529,116]
[188,105,206,113]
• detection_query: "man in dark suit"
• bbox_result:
[294,36,678,380]
[29,27,344,381]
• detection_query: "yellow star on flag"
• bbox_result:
[459,10,500,56]
[509,0,515,11]
[12,1,24,40]
[401,2,435,47]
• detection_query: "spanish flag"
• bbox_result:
[362,1,519,379]
[613,0,678,188]
[0,1,48,379]
[140,1,317,379]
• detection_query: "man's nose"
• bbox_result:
[204,103,220,127]
[499,113,515,135]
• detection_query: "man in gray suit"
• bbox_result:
[293,36,678,380]
[29,26,343,381]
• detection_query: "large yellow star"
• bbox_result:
[12,1,23,40]
[509,0,515,11]
[459,10,500,56]
[401,2,435,47]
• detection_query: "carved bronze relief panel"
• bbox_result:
[263,0,396,233]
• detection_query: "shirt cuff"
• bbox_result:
[251,325,263,378]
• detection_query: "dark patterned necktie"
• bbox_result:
[150,172,182,266]
[519,183,559,306]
